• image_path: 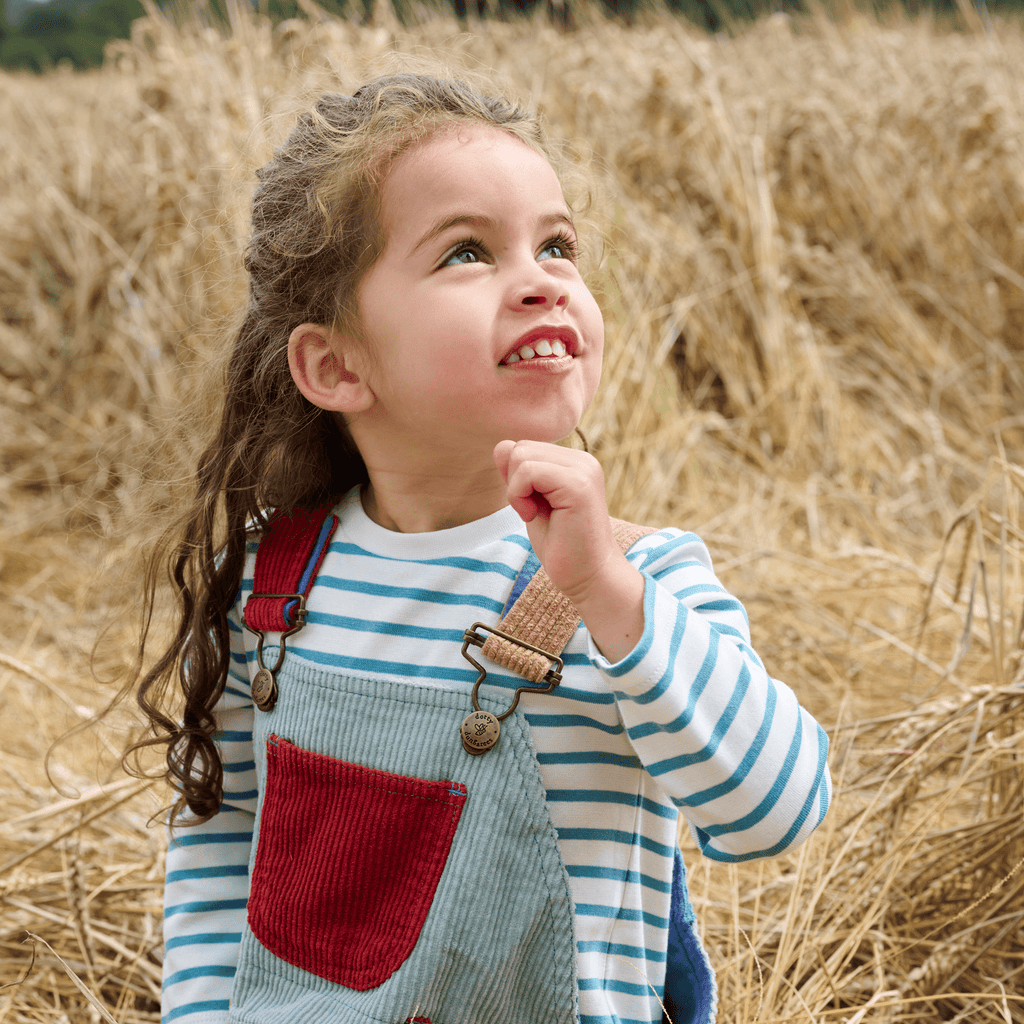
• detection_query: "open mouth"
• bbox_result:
[502,338,569,365]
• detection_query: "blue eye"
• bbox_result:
[440,236,489,268]
[538,233,579,262]
[444,248,481,266]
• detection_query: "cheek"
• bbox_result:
[580,291,605,354]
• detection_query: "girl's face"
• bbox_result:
[349,124,604,463]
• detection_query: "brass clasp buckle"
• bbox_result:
[241,593,309,711]
[458,623,563,755]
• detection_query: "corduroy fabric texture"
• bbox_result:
[228,662,579,1024]
[480,518,656,682]
[248,736,467,991]
[244,510,339,632]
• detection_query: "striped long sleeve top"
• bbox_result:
[162,491,831,1024]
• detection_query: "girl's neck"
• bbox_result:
[359,465,509,534]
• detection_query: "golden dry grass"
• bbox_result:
[0,3,1022,1021]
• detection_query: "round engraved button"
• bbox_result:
[252,668,278,712]
[460,710,500,755]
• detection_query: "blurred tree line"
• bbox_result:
[0,0,1008,73]
[1,0,144,70]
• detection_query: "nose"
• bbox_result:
[521,290,567,307]
[513,261,569,309]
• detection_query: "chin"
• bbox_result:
[513,426,580,446]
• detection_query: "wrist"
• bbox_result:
[570,556,646,665]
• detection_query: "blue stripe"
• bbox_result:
[222,788,258,802]
[169,832,253,848]
[579,1016,659,1024]
[296,514,338,594]
[701,722,829,862]
[537,750,642,769]
[600,576,657,677]
[215,730,252,742]
[674,582,730,601]
[163,964,236,988]
[716,624,749,641]
[566,863,672,894]
[561,650,593,666]
[693,702,801,837]
[165,864,247,884]
[646,662,751,774]
[632,533,694,571]
[315,576,505,614]
[545,789,676,820]
[577,939,667,963]
[544,684,614,706]
[163,999,230,1022]
[324,540,522,577]
[165,898,248,918]
[223,760,255,773]
[164,932,242,951]
[611,589,689,697]
[577,977,659,997]
[224,680,251,701]
[695,598,745,614]
[502,550,541,616]
[287,645,480,683]
[575,902,669,928]
[308,615,465,643]
[680,677,777,807]
[524,712,623,734]
[556,827,676,858]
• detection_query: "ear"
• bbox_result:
[288,323,375,415]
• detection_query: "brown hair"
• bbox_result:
[129,74,558,824]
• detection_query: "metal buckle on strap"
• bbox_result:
[459,622,563,756]
[241,593,309,712]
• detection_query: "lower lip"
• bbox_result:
[501,355,574,371]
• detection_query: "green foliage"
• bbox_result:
[1,0,1019,74]
[1,0,142,70]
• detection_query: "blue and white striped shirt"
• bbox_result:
[162,490,831,1024]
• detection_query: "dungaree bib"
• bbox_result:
[228,509,579,1024]
[227,508,717,1024]
[229,668,577,1024]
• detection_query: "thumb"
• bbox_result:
[492,439,516,483]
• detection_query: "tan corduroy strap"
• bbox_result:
[479,519,658,683]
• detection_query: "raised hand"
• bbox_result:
[493,439,645,663]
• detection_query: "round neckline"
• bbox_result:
[335,488,523,560]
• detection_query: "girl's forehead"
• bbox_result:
[379,125,567,244]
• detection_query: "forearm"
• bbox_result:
[569,553,646,665]
[591,538,831,861]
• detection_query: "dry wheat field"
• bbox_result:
[1,2,1023,1020]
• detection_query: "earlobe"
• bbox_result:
[288,323,375,414]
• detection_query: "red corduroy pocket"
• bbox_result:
[248,736,467,990]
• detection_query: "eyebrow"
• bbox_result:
[410,211,575,256]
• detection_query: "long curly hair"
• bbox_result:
[128,74,561,825]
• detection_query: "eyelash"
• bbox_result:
[440,231,580,267]
[541,231,580,263]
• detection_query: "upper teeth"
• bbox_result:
[504,339,567,364]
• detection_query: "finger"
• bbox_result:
[492,439,516,483]
[508,491,546,523]
[504,439,579,473]
[506,460,592,510]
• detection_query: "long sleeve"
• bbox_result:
[592,529,831,862]
[161,613,257,1024]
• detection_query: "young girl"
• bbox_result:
[143,74,831,1024]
